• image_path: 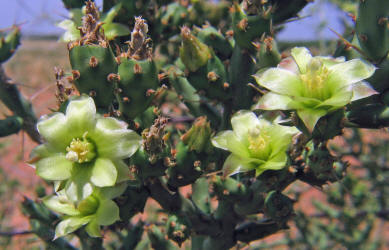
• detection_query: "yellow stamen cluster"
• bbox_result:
[66,132,96,163]
[300,58,330,100]
[247,126,270,159]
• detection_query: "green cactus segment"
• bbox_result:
[167,141,202,188]
[61,0,89,9]
[119,220,145,250]
[356,0,389,62]
[0,116,23,137]
[167,66,221,127]
[69,45,117,109]
[0,26,21,63]
[180,27,212,72]
[266,0,310,24]
[117,58,159,119]
[229,46,256,110]
[181,116,213,153]
[158,2,189,36]
[166,215,191,246]
[192,178,211,214]
[305,142,337,181]
[180,27,230,101]
[264,191,294,224]
[347,103,389,128]
[231,2,271,50]
[257,37,281,69]
[194,25,233,60]
[118,184,149,222]
[212,176,247,201]
[147,225,177,250]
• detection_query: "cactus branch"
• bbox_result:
[0,65,41,143]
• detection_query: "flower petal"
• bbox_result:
[43,195,80,216]
[37,113,70,150]
[90,158,118,187]
[255,153,287,176]
[65,96,97,136]
[97,182,127,200]
[85,218,101,237]
[212,130,250,158]
[36,154,72,181]
[327,59,376,90]
[54,216,92,239]
[297,109,327,133]
[113,160,130,183]
[278,57,299,73]
[269,125,298,157]
[291,47,312,73]
[231,111,261,139]
[65,166,93,202]
[254,68,302,96]
[92,118,142,159]
[317,90,352,109]
[96,199,120,226]
[351,81,378,101]
[222,154,258,176]
[254,92,293,110]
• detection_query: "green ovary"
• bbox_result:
[77,195,99,216]
[300,58,330,101]
[247,127,271,160]
[66,132,96,163]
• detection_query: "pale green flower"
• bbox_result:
[254,47,376,132]
[43,184,126,238]
[212,111,297,176]
[30,96,141,202]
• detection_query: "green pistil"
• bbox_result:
[66,132,96,163]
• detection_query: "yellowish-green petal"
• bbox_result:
[291,47,312,73]
[42,195,80,216]
[65,167,93,203]
[65,96,97,136]
[254,68,302,96]
[212,130,250,158]
[36,154,72,181]
[92,117,142,159]
[317,90,353,109]
[85,218,101,237]
[95,199,119,226]
[255,92,293,110]
[97,182,127,200]
[54,216,92,239]
[327,59,376,90]
[297,109,327,133]
[222,154,258,176]
[90,158,118,187]
[113,160,130,183]
[37,113,69,150]
[351,81,378,101]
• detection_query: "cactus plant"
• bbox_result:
[0,0,388,249]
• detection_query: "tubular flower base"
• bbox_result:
[254,47,376,132]
[212,111,297,176]
[29,96,142,202]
